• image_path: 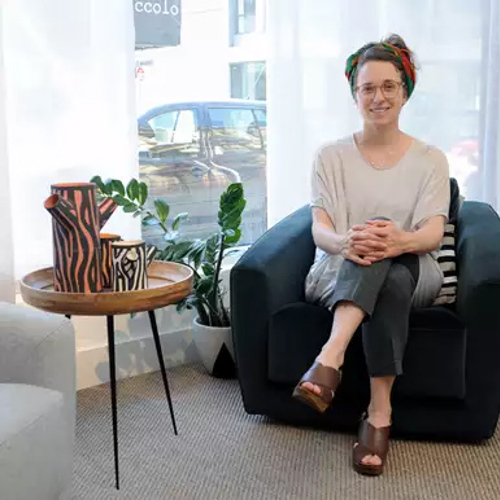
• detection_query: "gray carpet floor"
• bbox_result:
[72,364,500,500]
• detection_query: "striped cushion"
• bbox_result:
[433,223,457,305]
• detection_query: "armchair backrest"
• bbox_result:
[450,178,460,222]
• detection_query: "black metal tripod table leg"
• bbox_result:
[148,310,178,435]
[106,315,120,490]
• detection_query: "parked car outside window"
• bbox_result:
[137,100,267,246]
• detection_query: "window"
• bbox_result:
[253,108,267,147]
[135,2,267,246]
[208,107,267,243]
[139,109,201,160]
[138,107,215,245]
[138,106,267,245]
[235,0,257,34]
[230,62,266,101]
[208,107,264,153]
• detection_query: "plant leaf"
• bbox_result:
[163,240,196,262]
[142,214,159,226]
[126,179,140,201]
[187,240,206,270]
[112,194,129,206]
[103,179,114,196]
[111,180,125,197]
[154,198,170,224]
[172,212,188,230]
[218,183,246,233]
[175,298,188,313]
[196,277,213,295]
[91,175,106,192]
[174,241,197,259]
[123,203,137,213]
[201,262,214,276]
[138,182,148,205]
[224,228,241,245]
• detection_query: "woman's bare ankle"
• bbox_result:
[316,343,344,371]
[367,406,392,427]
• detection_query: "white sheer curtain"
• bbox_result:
[472,0,500,206]
[1,0,138,288]
[267,0,499,225]
[0,7,15,302]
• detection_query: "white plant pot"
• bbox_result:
[192,317,236,378]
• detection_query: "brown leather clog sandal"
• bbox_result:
[292,361,342,413]
[352,413,391,476]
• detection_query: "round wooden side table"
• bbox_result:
[20,261,193,490]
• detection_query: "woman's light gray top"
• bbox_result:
[305,135,450,309]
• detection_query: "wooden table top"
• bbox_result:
[20,260,193,316]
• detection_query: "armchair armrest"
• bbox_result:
[455,201,500,436]
[230,206,315,410]
[0,302,76,425]
[456,201,500,328]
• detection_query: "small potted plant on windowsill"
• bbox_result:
[91,176,246,378]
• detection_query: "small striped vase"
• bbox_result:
[111,240,156,292]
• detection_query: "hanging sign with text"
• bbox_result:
[134,0,182,48]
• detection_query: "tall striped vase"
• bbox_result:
[44,182,117,293]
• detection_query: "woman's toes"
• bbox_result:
[354,445,382,466]
[361,454,382,466]
[301,381,321,394]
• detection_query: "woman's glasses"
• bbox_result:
[356,80,404,100]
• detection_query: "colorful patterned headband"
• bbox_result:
[345,42,416,98]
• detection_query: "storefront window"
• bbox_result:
[135,1,267,245]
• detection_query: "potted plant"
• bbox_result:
[91,176,246,378]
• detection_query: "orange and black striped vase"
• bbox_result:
[100,233,121,290]
[44,182,117,293]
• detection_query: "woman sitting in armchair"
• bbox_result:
[292,34,450,476]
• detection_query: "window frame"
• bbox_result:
[233,0,257,35]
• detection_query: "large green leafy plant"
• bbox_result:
[91,176,246,327]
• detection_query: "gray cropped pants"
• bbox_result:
[330,253,419,377]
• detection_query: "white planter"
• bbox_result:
[192,318,236,378]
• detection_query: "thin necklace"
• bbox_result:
[357,133,404,169]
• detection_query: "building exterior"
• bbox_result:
[135,0,267,115]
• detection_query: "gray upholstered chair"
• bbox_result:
[0,302,76,500]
